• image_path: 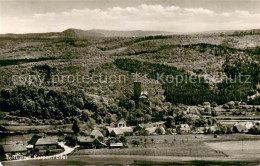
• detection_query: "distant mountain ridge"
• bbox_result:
[0,28,259,38]
[0,28,173,38]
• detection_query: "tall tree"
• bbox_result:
[72,120,80,134]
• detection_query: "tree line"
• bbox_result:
[114,58,259,105]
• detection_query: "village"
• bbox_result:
[0,81,260,161]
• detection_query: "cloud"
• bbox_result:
[1,4,259,33]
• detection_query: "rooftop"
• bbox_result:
[77,136,95,143]
[1,135,27,145]
[3,144,27,153]
[110,143,123,147]
[107,127,133,135]
[35,136,58,146]
[90,129,104,138]
[117,118,126,123]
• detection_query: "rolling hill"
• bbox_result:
[0,28,173,38]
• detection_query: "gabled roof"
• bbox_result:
[145,127,157,134]
[106,127,133,135]
[90,129,104,138]
[77,136,95,143]
[235,124,247,132]
[2,135,26,145]
[35,136,58,146]
[117,118,126,123]
[3,144,27,153]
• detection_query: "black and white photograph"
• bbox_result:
[0,0,259,165]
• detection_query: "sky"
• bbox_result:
[0,0,259,33]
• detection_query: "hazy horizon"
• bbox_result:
[0,0,260,34]
[1,27,260,35]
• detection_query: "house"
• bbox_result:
[77,136,95,149]
[106,119,133,136]
[180,124,191,133]
[138,121,165,135]
[194,127,204,134]
[236,121,255,130]
[203,102,211,109]
[106,127,133,136]
[2,144,27,160]
[77,136,106,149]
[145,127,157,135]
[2,135,27,145]
[234,124,248,133]
[117,118,126,128]
[170,128,177,134]
[139,91,149,102]
[194,126,217,134]
[90,129,104,139]
[34,136,59,152]
[156,126,166,135]
[110,143,123,148]
[139,121,165,128]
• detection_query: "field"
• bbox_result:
[206,140,260,160]
[1,134,260,165]
[3,156,260,166]
[73,134,260,160]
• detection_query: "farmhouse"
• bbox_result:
[77,136,106,149]
[34,136,59,151]
[2,135,27,145]
[2,144,27,160]
[107,127,133,136]
[77,136,95,149]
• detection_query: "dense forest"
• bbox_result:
[114,58,259,105]
[0,86,98,120]
[97,35,172,51]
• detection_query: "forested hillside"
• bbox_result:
[0,30,259,125]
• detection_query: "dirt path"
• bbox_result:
[58,142,76,156]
